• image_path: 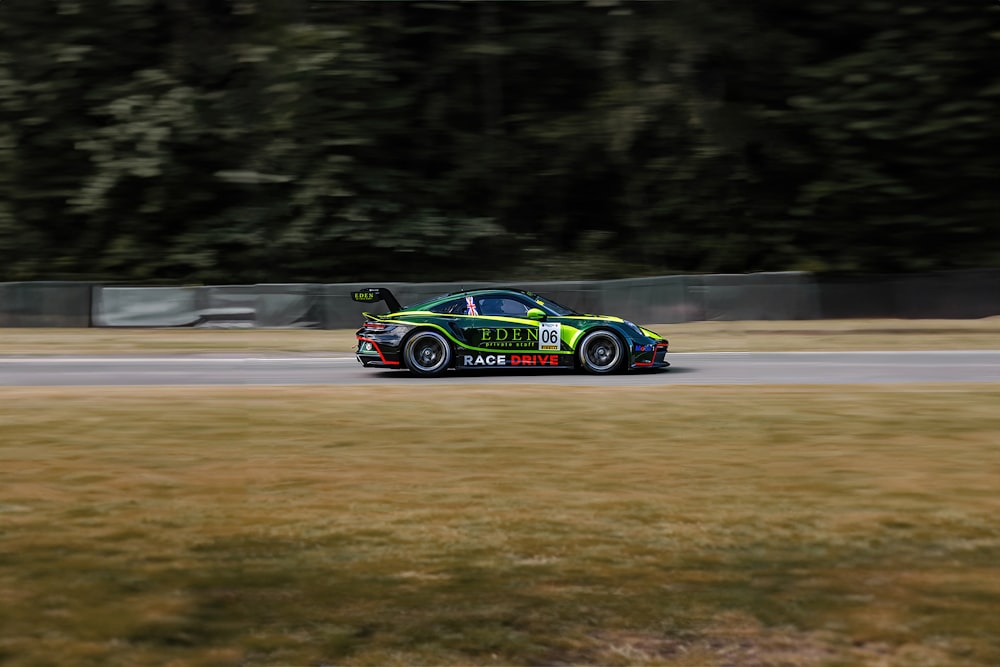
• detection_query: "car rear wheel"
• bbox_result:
[403,330,452,377]
[577,330,625,374]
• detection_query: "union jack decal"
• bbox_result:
[465,296,479,316]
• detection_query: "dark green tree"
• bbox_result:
[1,0,998,282]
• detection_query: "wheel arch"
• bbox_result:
[575,326,629,374]
[399,326,457,376]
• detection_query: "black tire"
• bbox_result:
[402,330,452,377]
[577,330,625,374]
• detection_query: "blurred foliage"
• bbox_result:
[0,0,998,282]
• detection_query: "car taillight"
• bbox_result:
[363,322,389,331]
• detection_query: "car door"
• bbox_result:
[453,295,565,367]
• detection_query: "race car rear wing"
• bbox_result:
[351,287,402,313]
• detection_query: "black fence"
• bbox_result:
[0,281,93,327]
[817,270,1000,319]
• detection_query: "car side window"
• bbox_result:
[499,299,528,316]
[428,297,468,314]
[479,298,502,316]
[428,295,532,316]
[479,298,530,317]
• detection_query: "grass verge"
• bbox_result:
[1,385,998,666]
[0,318,999,354]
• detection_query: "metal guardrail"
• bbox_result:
[2,270,998,328]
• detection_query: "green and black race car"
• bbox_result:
[352,287,669,377]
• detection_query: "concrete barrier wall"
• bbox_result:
[1,270,998,328]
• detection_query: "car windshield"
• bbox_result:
[526,293,578,316]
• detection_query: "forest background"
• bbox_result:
[1,0,998,285]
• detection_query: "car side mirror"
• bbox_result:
[526,308,547,321]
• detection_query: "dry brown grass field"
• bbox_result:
[1,381,998,666]
[1,321,998,665]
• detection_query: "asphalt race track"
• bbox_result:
[1,351,999,387]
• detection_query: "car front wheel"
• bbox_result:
[577,330,625,374]
[403,330,452,377]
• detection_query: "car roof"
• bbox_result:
[447,287,533,298]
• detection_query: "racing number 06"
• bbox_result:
[539,322,561,351]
